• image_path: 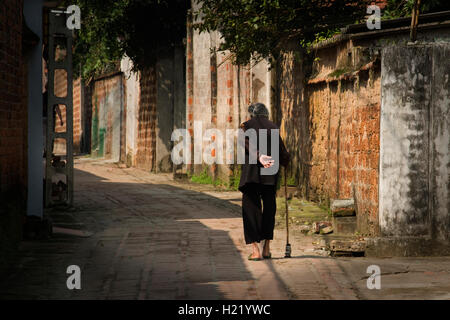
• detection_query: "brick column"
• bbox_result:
[186,10,194,174]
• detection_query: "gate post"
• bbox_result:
[45,10,74,207]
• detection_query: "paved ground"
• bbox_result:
[1,159,449,300]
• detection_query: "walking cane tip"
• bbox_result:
[285,243,291,258]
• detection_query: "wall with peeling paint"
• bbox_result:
[121,57,140,168]
[380,44,449,241]
[90,74,124,162]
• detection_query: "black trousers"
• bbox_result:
[242,183,277,244]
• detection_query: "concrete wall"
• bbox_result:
[431,44,450,241]
[188,10,272,182]
[155,55,173,172]
[121,57,140,167]
[380,44,449,241]
[90,73,124,162]
[191,27,211,176]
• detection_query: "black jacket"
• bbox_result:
[238,116,290,192]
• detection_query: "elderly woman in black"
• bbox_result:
[238,103,290,261]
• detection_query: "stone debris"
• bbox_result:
[330,239,366,253]
[330,198,356,217]
[320,226,333,234]
[312,221,332,233]
[298,225,311,234]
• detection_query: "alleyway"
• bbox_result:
[1,159,449,300]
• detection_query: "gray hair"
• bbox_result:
[248,104,255,116]
[249,102,269,118]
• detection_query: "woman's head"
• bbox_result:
[248,104,255,118]
[249,102,269,118]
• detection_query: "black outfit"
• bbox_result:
[238,116,290,244]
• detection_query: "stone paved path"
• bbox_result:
[1,159,449,300]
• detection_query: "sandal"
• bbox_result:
[248,254,262,261]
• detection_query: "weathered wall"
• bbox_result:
[135,66,157,171]
[121,57,140,167]
[53,72,82,155]
[92,49,183,173]
[90,73,124,162]
[53,69,66,154]
[277,47,305,184]
[155,54,173,173]
[380,44,449,241]
[188,16,272,183]
[191,26,211,176]
[155,47,186,173]
[279,40,381,235]
[306,73,381,235]
[62,75,91,156]
[431,44,450,241]
[72,78,82,154]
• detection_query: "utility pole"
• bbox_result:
[410,0,422,42]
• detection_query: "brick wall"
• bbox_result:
[0,0,27,266]
[278,48,305,183]
[188,21,382,235]
[0,0,27,194]
[90,73,123,161]
[53,71,82,154]
[135,66,157,171]
[73,78,82,154]
[186,13,194,172]
[279,40,381,236]
[53,68,67,154]
[305,73,381,235]
[189,26,269,183]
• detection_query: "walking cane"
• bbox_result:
[284,166,291,258]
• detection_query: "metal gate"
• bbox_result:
[45,9,74,207]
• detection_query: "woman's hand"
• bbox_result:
[259,154,274,168]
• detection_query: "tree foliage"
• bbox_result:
[383,0,450,19]
[195,0,450,66]
[194,0,372,65]
[69,0,189,81]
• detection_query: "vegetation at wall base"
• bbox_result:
[189,168,240,191]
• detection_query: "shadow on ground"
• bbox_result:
[0,165,319,299]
